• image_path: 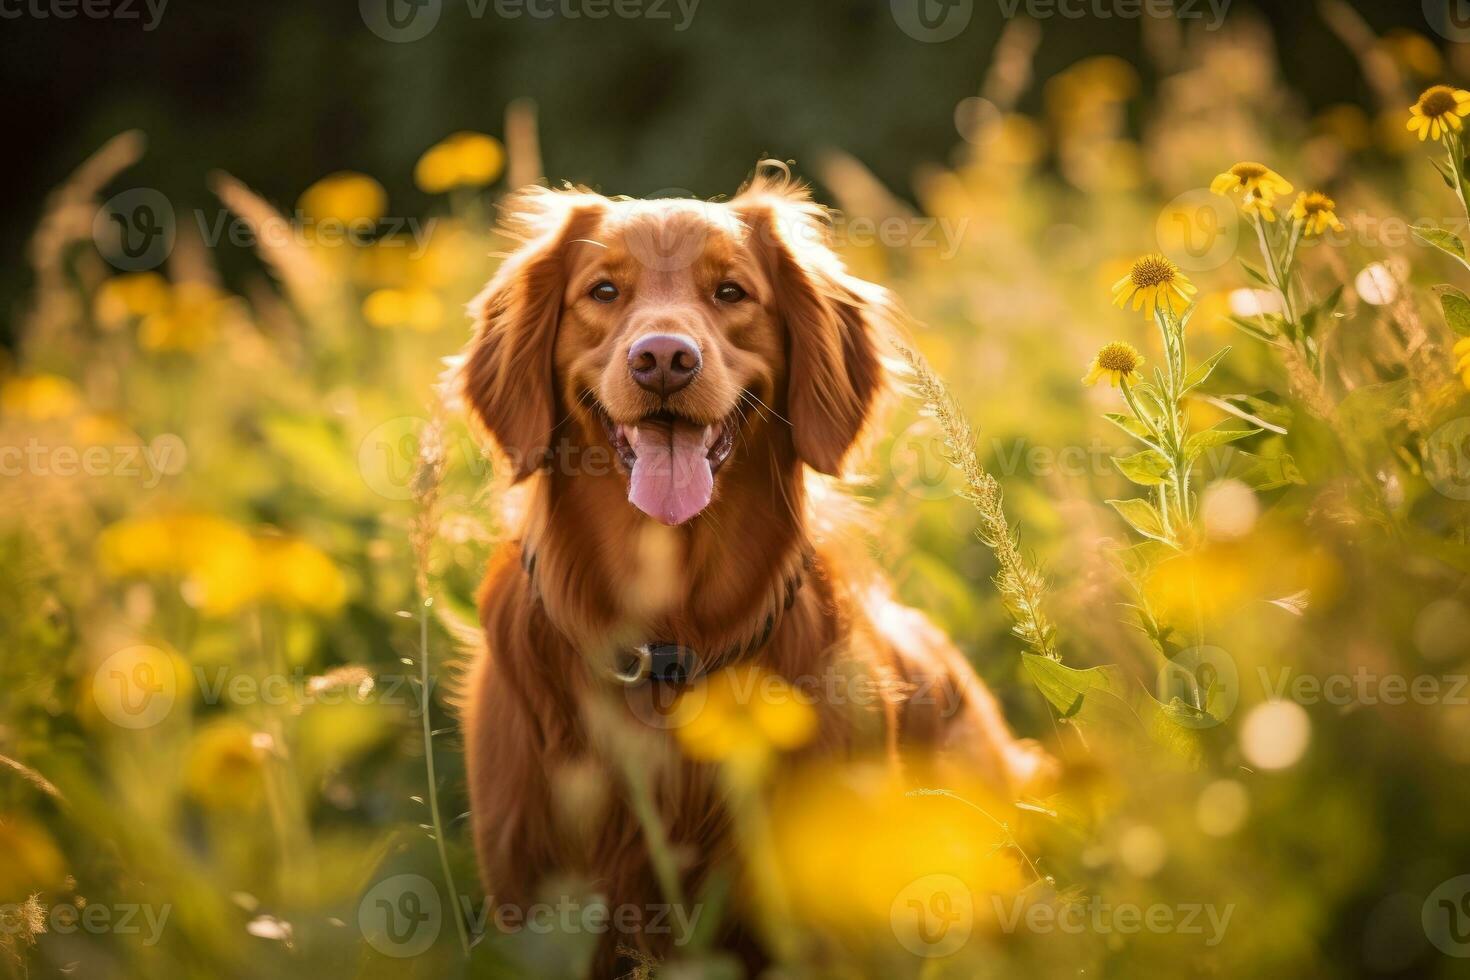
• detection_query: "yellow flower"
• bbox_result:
[185,720,265,811]
[99,515,346,617]
[1455,337,1470,388]
[137,281,233,353]
[0,374,81,420]
[768,760,1023,939]
[1210,161,1293,220]
[298,171,387,225]
[257,536,348,613]
[1381,30,1443,80]
[1407,85,1470,141]
[95,272,170,326]
[673,665,817,776]
[1110,254,1196,319]
[0,817,67,902]
[1145,527,1337,626]
[362,288,444,331]
[414,132,505,193]
[1083,341,1146,387]
[1289,191,1345,237]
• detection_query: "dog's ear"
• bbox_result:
[735,173,887,475]
[461,189,605,481]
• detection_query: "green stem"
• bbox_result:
[419,597,471,956]
[1120,377,1174,540]
[1154,307,1193,527]
[1448,130,1470,224]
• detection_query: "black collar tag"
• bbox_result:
[613,643,696,686]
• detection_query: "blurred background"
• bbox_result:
[0,0,1452,340]
[5,0,1470,978]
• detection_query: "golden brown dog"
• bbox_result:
[457,169,1052,973]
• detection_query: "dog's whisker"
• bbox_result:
[742,389,791,428]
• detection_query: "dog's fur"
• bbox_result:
[458,171,1052,973]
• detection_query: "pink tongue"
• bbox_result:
[628,418,714,525]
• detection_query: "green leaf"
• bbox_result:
[1184,425,1259,458]
[1022,655,1204,764]
[1181,346,1231,393]
[1022,654,1131,714]
[1021,655,1142,734]
[1137,694,1206,765]
[1300,285,1344,336]
[1205,393,1291,434]
[1114,540,1173,578]
[1231,450,1304,490]
[1227,314,1284,343]
[1106,497,1171,543]
[1238,259,1272,287]
[1103,412,1155,445]
[1411,223,1470,271]
[1112,449,1172,486]
[1432,158,1458,190]
[1133,383,1166,419]
[1434,284,1470,338]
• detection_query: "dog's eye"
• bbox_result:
[714,281,747,303]
[589,281,620,303]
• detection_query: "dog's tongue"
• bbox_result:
[628,417,713,525]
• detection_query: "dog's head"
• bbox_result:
[461,170,889,526]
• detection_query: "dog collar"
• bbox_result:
[611,643,697,685]
[520,544,814,688]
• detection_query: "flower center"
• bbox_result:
[1420,86,1458,117]
[1098,342,1141,373]
[1300,192,1333,215]
[1129,254,1177,288]
[1230,162,1268,181]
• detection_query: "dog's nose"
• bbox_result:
[628,333,701,396]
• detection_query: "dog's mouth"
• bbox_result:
[597,404,738,526]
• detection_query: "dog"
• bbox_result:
[457,168,1053,974]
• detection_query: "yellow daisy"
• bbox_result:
[1111,253,1197,318]
[1083,341,1146,387]
[1210,161,1294,210]
[415,132,505,194]
[1289,191,1345,237]
[1407,85,1470,141]
[1240,189,1280,222]
[1455,337,1470,388]
[673,665,816,777]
